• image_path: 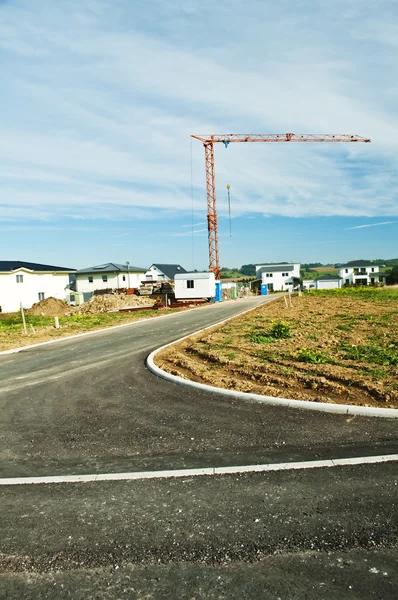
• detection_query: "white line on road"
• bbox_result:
[1,454,397,486]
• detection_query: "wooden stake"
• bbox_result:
[20,303,27,334]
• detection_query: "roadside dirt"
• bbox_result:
[156,293,398,409]
[68,294,153,314]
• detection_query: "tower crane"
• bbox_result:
[190,133,371,280]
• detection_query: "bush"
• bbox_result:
[249,320,291,344]
[296,347,330,364]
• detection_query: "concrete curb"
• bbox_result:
[146,306,398,419]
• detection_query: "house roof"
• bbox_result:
[340,260,373,268]
[150,264,187,279]
[315,274,343,281]
[0,260,75,272]
[258,265,294,274]
[76,263,146,274]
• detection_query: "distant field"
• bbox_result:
[301,266,338,279]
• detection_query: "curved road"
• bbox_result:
[0,296,397,598]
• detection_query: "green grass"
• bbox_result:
[308,287,398,301]
[339,342,398,366]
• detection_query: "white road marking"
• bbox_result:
[0,454,396,486]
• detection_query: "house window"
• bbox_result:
[38,292,45,301]
[88,276,93,283]
[70,294,75,302]
[345,269,348,273]
[187,280,194,289]
[122,275,126,282]
[16,274,23,283]
[371,267,375,272]
[102,275,108,282]
[345,279,349,284]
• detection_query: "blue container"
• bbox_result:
[260,283,268,296]
[215,281,222,302]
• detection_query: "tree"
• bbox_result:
[239,264,256,276]
[387,265,398,284]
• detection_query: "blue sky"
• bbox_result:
[1,0,397,270]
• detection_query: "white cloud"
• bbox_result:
[0,0,397,224]
[345,221,398,230]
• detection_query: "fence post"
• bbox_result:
[20,303,27,334]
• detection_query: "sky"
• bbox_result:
[1,0,397,270]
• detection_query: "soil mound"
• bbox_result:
[70,294,153,315]
[28,297,70,316]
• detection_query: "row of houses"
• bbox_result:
[0,259,389,313]
[0,262,187,313]
[257,260,387,292]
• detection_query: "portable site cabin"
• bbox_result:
[174,272,216,300]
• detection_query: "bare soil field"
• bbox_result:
[156,289,398,409]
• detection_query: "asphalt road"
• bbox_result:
[0,296,397,598]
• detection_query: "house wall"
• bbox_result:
[144,266,171,282]
[316,279,342,290]
[0,270,70,313]
[75,271,143,293]
[302,279,315,290]
[174,273,215,299]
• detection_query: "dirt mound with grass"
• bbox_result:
[28,297,70,316]
[70,294,154,315]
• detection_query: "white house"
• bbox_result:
[174,272,216,300]
[256,263,301,291]
[0,261,75,313]
[337,261,386,286]
[315,274,343,290]
[75,263,146,298]
[144,264,187,282]
[302,279,316,290]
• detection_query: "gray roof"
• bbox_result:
[76,263,146,274]
[150,264,187,279]
[315,274,343,281]
[0,260,75,272]
[258,265,293,274]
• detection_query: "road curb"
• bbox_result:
[146,307,398,419]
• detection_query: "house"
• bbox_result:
[337,260,387,286]
[174,272,216,300]
[0,261,75,313]
[255,263,301,292]
[302,279,316,290]
[144,264,187,282]
[315,274,343,290]
[75,263,146,299]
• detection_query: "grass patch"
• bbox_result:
[339,343,398,366]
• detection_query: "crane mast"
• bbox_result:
[191,133,371,280]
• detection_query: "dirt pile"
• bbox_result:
[70,294,154,314]
[28,297,70,316]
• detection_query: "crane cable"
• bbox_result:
[226,184,232,237]
[225,145,232,237]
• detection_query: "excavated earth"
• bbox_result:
[156,293,398,409]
